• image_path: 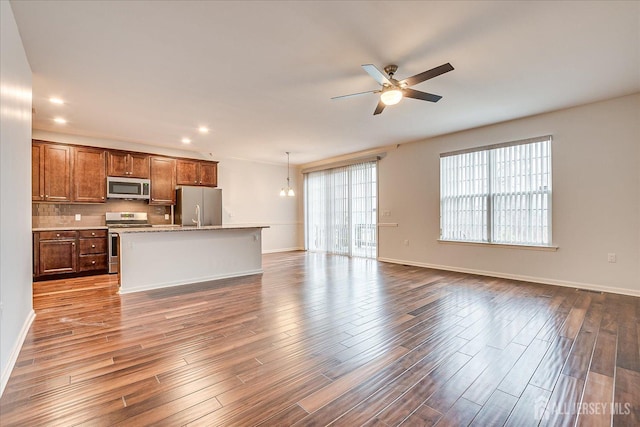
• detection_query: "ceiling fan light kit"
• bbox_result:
[380,88,403,106]
[333,62,454,115]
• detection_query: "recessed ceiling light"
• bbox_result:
[53,117,67,124]
[198,126,209,134]
[49,97,64,105]
[181,137,191,144]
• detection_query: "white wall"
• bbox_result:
[30,130,303,253]
[0,0,35,396]
[217,157,303,252]
[378,93,640,296]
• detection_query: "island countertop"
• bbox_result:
[114,224,270,233]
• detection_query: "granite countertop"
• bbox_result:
[115,224,269,233]
[33,226,109,232]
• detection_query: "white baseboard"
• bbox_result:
[262,247,305,254]
[1,309,35,397]
[377,257,640,297]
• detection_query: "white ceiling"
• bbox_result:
[11,1,640,165]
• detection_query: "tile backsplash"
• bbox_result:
[33,200,171,228]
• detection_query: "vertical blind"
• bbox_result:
[305,161,377,258]
[440,136,552,246]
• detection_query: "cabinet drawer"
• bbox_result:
[78,254,107,272]
[39,231,77,240]
[79,238,107,254]
[78,229,107,238]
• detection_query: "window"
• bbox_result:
[440,136,552,246]
[305,161,377,258]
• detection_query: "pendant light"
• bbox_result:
[280,151,295,197]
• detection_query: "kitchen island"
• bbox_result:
[116,225,268,294]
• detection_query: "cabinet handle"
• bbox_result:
[56,233,60,237]
[45,195,49,198]
[91,261,96,264]
[91,232,95,236]
[40,194,44,197]
[101,197,105,200]
[91,244,96,248]
[72,242,75,246]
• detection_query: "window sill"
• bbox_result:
[438,239,558,252]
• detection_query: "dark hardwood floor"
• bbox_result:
[1,251,638,426]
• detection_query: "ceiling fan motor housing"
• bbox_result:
[384,64,398,78]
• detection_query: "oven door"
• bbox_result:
[108,232,119,274]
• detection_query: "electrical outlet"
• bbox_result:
[164,214,170,220]
[607,253,617,263]
[75,214,81,221]
[403,239,409,246]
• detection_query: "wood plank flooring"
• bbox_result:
[1,251,638,426]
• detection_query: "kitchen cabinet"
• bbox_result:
[107,151,150,178]
[176,159,218,187]
[32,142,73,202]
[34,231,77,276]
[33,229,107,279]
[78,229,108,272]
[73,147,106,203]
[32,143,44,201]
[150,156,176,205]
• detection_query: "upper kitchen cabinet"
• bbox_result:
[32,141,72,202]
[150,156,176,205]
[32,143,44,201]
[107,151,150,178]
[176,159,218,187]
[73,146,106,203]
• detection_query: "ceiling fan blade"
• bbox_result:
[402,63,454,87]
[362,64,391,86]
[331,90,379,100]
[373,100,386,115]
[403,88,443,103]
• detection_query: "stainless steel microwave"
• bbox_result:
[106,177,150,200]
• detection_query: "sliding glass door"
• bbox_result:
[304,161,377,258]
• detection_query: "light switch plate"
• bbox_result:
[75,214,81,221]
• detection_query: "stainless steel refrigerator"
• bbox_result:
[175,187,222,226]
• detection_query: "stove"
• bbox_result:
[106,212,152,228]
[106,212,151,274]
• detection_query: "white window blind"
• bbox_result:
[440,136,552,246]
[305,161,377,258]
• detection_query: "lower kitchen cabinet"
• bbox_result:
[33,229,108,279]
[78,229,108,272]
[34,231,77,276]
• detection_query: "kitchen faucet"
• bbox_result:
[193,204,201,228]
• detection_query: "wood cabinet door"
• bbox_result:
[107,151,129,177]
[176,159,199,185]
[43,144,71,202]
[128,153,150,178]
[73,147,106,202]
[37,239,77,276]
[199,162,218,187]
[32,143,45,201]
[150,156,176,205]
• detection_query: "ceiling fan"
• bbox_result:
[332,62,454,115]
